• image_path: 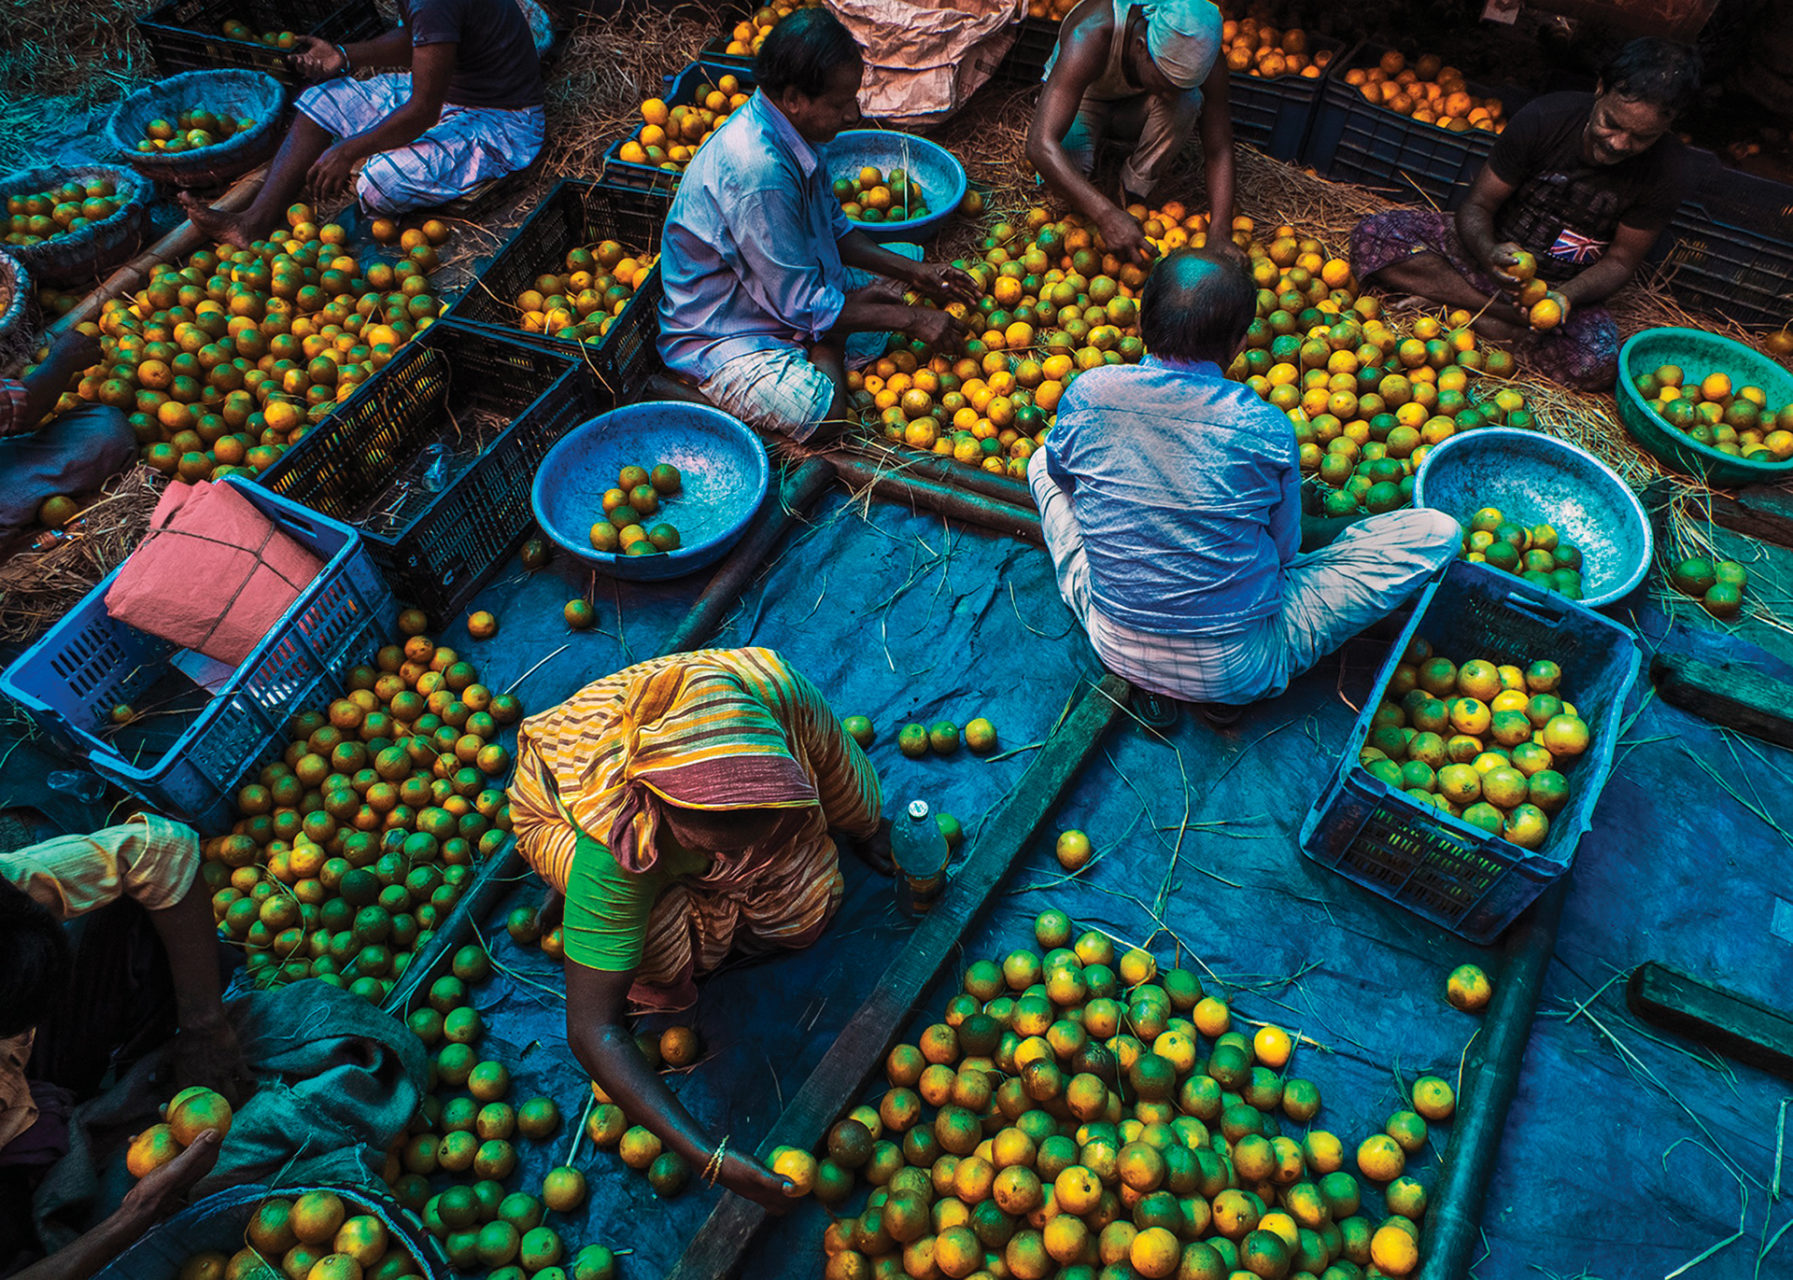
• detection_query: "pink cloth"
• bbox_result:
[104,481,323,667]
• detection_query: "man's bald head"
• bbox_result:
[1139,248,1257,364]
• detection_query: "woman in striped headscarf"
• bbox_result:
[508,647,886,1207]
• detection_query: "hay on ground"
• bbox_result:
[0,464,164,645]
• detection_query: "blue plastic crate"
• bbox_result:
[1298,560,1642,943]
[0,477,395,833]
[1655,150,1793,329]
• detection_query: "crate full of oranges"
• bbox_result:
[604,64,753,192]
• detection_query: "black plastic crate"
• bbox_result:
[136,0,386,82]
[598,61,758,201]
[1303,42,1528,210]
[991,16,1061,85]
[443,178,668,396]
[1228,36,1342,162]
[257,321,605,625]
[1658,152,1793,328]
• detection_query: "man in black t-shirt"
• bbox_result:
[1349,39,1699,390]
[182,0,545,246]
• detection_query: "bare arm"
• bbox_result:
[565,961,794,1210]
[18,331,101,429]
[9,1131,220,1280]
[836,232,982,311]
[1196,61,1235,237]
[289,30,414,80]
[150,882,252,1106]
[1026,6,1152,264]
[1454,164,1519,276]
[1557,220,1657,308]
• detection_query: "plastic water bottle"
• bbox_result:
[891,799,951,916]
[46,771,106,803]
[418,443,449,493]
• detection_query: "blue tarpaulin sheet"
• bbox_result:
[9,484,1793,1279]
[416,488,1793,1280]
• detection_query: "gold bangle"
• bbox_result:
[703,1135,730,1186]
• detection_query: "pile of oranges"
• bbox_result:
[857,205,1532,514]
[850,203,1177,476]
[719,2,815,57]
[509,241,657,345]
[616,72,751,175]
[66,202,442,482]
[804,914,1462,1279]
[1359,639,1592,851]
[1024,0,1076,20]
[374,955,621,1275]
[1343,49,1506,134]
[1230,227,1532,516]
[176,1190,434,1280]
[199,614,518,1001]
[1221,17,1332,80]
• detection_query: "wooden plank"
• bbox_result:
[1650,650,1793,750]
[1627,962,1793,1080]
[48,164,270,336]
[666,673,1132,1280]
[1703,487,1793,551]
[837,439,1038,510]
[1642,476,1793,551]
[827,455,1044,546]
[655,458,834,658]
[1419,872,1573,1279]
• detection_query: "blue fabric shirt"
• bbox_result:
[1041,356,1301,635]
[656,92,854,380]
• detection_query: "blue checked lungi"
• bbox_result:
[296,73,544,215]
[697,245,923,442]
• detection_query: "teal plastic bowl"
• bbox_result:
[1413,427,1651,608]
[1615,327,1793,487]
[821,130,966,242]
[531,401,770,582]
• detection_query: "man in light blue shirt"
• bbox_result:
[657,8,979,443]
[1029,248,1460,718]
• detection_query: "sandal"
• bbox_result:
[1129,687,1180,729]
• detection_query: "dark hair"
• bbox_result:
[0,878,70,1039]
[755,7,863,98]
[1601,38,1700,117]
[1140,248,1258,363]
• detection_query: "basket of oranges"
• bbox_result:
[0,164,150,288]
[106,68,287,189]
[0,249,38,377]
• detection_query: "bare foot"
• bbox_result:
[178,193,254,250]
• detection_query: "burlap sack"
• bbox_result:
[830,0,1025,125]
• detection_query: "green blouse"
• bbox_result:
[562,831,712,971]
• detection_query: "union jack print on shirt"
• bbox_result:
[1548,226,1608,264]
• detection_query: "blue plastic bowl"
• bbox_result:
[531,401,770,582]
[1615,326,1793,487]
[821,129,966,242]
[1412,427,1652,608]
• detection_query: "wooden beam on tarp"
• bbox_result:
[666,673,1132,1280]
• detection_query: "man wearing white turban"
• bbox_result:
[1027,0,1234,266]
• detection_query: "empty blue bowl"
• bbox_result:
[531,401,770,581]
[1412,427,1651,608]
[821,129,966,242]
